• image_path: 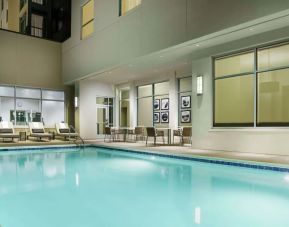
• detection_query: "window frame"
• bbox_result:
[119,0,141,17]
[213,40,289,128]
[81,0,94,40]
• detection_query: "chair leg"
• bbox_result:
[146,136,148,146]
[154,137,156,146]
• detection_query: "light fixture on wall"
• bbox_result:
[196,75,203,96]
[74,97,79,108]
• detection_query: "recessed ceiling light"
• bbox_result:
[195,44,200,47]
[249,28,254,31]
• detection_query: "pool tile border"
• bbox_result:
[88,144,289,173]
[0,144,289,173]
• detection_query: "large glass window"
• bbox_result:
[120,0,141,16]
[119,89,130,127]
[178,77,192,126]
[257,43,289,126]
[31,14,44,38]
[154,81,169,128]
[137,82,170,127]
[42,90,65,127]
[0,86,65,127]
[0,97,14,122]
[82,0,94,39]
[214,42,289,127]
[214,52,255,127]
[137,84,152,126]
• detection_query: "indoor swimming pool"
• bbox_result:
[0,146,289,227]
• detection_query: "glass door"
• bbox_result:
[96,106,108,135]
[96,97,114,136]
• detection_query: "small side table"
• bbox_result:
[19,131,26,141]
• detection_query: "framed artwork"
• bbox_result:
[161,111,169,123]
[161,98,169,110]
[181,95,191,109]
[154,112,160,123]
[181,110,191,123]
[154,99,160,111]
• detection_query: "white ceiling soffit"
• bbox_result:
[82,9,289,84]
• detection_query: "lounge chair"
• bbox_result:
[55,123,79,140]
[0,121,20,142]
[28,122,53,141]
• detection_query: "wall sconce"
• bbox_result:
[196,75,203,96]
[74,97,79,108]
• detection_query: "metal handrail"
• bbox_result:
[69,125,85,149]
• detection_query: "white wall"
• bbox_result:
[62,0,289,83]
[79,79,115,139]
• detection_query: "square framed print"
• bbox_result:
[161,98,169,110]
[181,110,191,123]
[181,95,191,109]
[161,111,169,123]
[154,99,160,111]
[154,112,160,123]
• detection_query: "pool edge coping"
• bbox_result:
[0,143,289,173]
[88,144,289,173]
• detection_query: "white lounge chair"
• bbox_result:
[28,122,52,141]
[0,121,19,142]
[55,123,79,140]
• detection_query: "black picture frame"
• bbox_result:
[154,99,160,111]
[161,98,169,110]
[154,112,160,123]
[181,95,191,109]
[161,111,169,123]
[181,110,191,123]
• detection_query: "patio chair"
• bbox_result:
[55,123,79,140]
[173,127,192,145]
[104,127,115,142]
[146,127,165,146]
[0,121,20,142]
[135,126,144,141]
[173,127,182,144]
[28,122,53,141]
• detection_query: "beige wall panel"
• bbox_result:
[0,30,63,89]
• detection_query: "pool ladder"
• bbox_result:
[69,125,85,150]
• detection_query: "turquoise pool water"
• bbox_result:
[0,146,289,227]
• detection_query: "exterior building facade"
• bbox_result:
[0,0,71,42]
